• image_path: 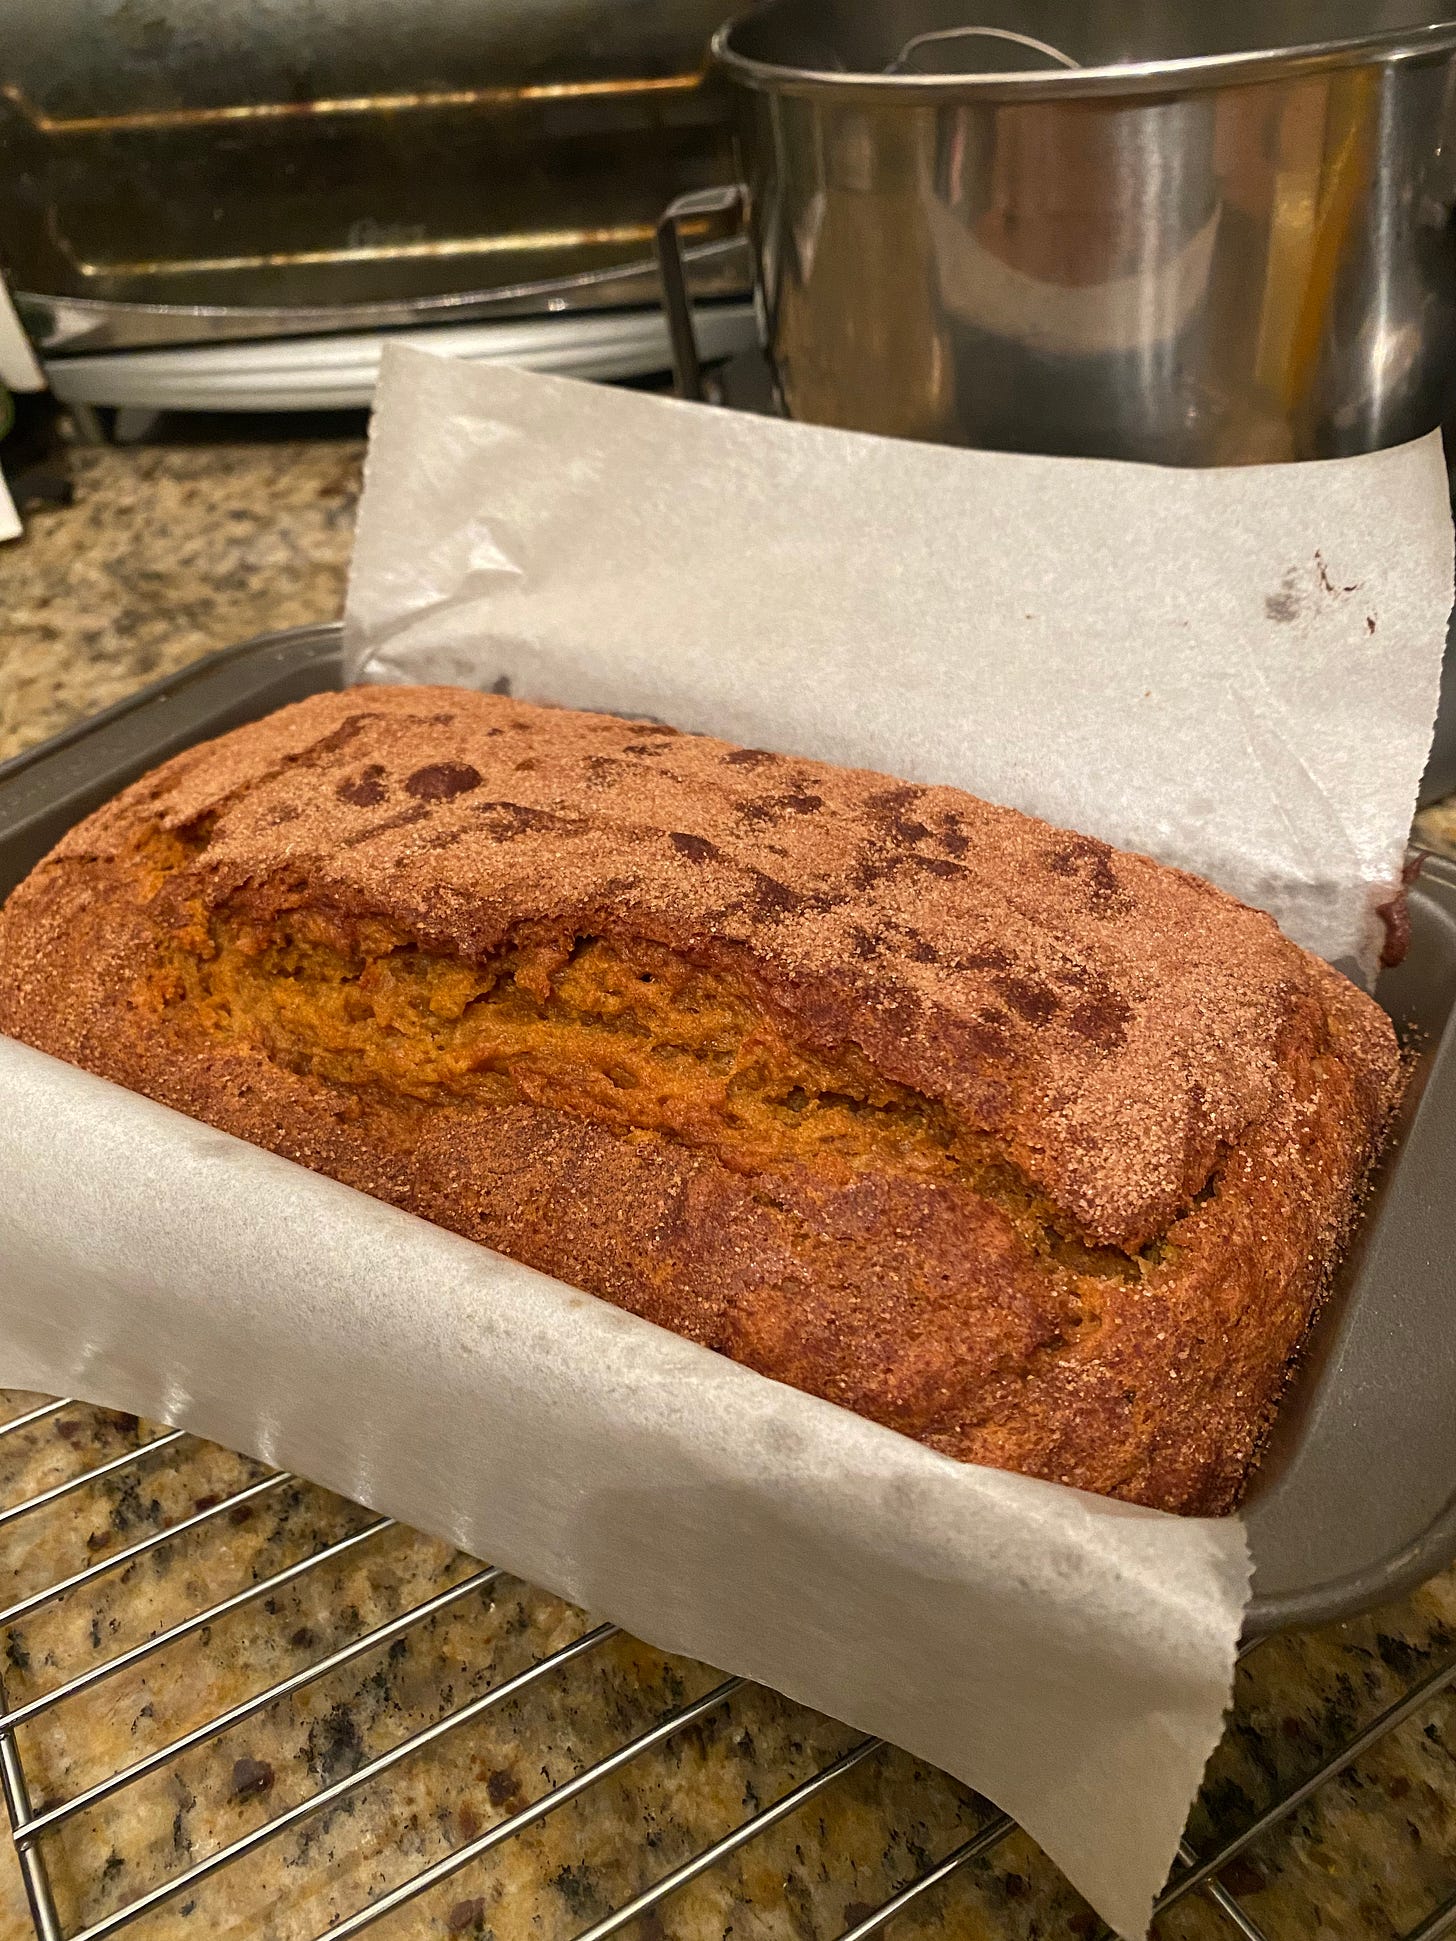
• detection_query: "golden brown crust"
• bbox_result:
[0,686,1403,1513]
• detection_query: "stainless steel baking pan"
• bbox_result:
[1,620,1453,1635]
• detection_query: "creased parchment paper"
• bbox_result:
[349,346,1453,981]
[0,1038,1248,1939]
[0,343,1449,1938]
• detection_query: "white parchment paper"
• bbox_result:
[0,1038,1248,1939]
[1,343,1450,1937]
[348,345,1454,980]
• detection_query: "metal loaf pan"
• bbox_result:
[1,621,1453,1636]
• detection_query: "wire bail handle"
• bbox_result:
[884,25,1081,72]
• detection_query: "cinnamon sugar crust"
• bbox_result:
[0,686,1403,1513]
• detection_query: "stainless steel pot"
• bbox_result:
[657,0,1456,462]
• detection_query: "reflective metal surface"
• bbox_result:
[0,0,747,344]
[705,0,1456,462]
[18,239,752,355]
[38,301,759,411]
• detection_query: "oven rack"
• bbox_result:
[1,1398,1452,1941]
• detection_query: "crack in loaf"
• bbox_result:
[0,686,1404,1514]
[156,906,1151,1287]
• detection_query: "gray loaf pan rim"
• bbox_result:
[0,620,1451,1638]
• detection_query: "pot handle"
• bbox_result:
[655,185,748,401]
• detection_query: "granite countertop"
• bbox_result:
[1,440,1454,1941]
[0,439,364,766]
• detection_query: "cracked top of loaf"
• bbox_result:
[40,682,1394,1254]
[0,685,1402,1512]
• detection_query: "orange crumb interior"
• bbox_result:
[154,913,1145,1291]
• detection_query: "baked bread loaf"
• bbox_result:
[0,686,1402,1514]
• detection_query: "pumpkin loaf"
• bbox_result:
[0,686,1403,1513]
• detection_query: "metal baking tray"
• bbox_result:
[1,620,1453,1636]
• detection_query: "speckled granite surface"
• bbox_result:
[1418,794,1456,861]
[0,1392,1452,1941]
[0,441,362,767]
[0,442,1453,1941]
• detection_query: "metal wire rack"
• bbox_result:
[1,1395,1453,1941]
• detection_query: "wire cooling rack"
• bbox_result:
[1,1395,1452,1941]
